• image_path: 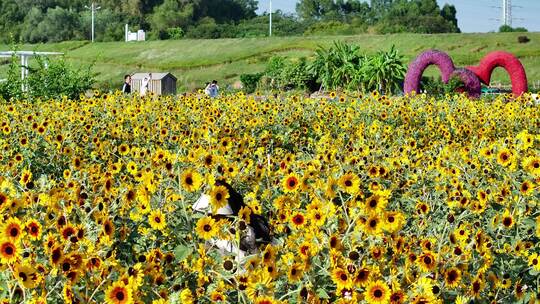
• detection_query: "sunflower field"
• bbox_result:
[1,91,540,304]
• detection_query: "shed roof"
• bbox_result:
[131,72,177,81]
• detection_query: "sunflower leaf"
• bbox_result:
[317,288,330,299]
[174,244,192,261]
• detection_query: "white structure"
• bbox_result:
[125,24,145,42]
[0,51,63,91]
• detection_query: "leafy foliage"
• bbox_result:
[0,54,95,101]
[0,0,461,42]
[361,45,407,94]
[240,72,263,93]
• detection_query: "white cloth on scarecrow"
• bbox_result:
[192,194,256,261]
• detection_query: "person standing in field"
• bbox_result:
[140,73,151,96]
[122,74,132,94]
[209,80,219,98]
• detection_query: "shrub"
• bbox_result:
[518,36,530,44]
[240,73,263,93]
[0,54,95,101]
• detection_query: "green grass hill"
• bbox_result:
[1,32,540,92]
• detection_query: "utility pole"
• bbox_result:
[85,2,101,42]
[503,0,512,26]
[269,0,272,37]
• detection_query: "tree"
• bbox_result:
[148,0,195,39]
[440,4,460,33]
[499,25,527,32]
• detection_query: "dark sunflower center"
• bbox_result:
[374,289,383,298]
[345,180,352,187]
[10,227,19,237]
[116,291,125,300]
[387,216,395,223]
[369,219,377,228]
[155,217,161,223]
[424,256,432,264]
[186,177,193,185]
[5,246,13,255]
[288,179,296,187]
[369,200,377,208]
[503,217,512,226]
[19,272,27,281]
[216,193,222,201]
[31,225,38,233]
[340,273,347,281]
[203,224,212,232]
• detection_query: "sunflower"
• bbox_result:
[105,280,133,304]
[528,253,540,272]
[444,267,462,288]
[2,217,24,241]
[470,276,484,298]
[389,290,406,304]
[354,266,371,287]
[238,206,251,224]
[283,173,300,193]
[126,161,138,176]
[415,201,430,216]
[365,194,388,214]
[15,263,39,289]
[102,219,115,238]
[290,212,306,229]
[519,180,534,196]
[382,211,404,233]
[364,214,382,235]
[19,168,33,187]
[149,209,167,230]
[501,209,515,229]
[287,263,303,282]
[254,296,276,304]
[180,169,203,192]
[496,148,513,167]
[339,172,360,195]
[25,219,42,241]
[522,156,540,176]
[209,185,229,212]
[195,216,218,240]
[417,251,437,272]
[0,239,19,264]
[180,289,194,304]
[332,267,353,290]
[364,280,391,304]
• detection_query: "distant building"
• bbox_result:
[131,72,177,96]
[125,24,145,42]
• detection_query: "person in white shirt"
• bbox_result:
[140,73,152,96]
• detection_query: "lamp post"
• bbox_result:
[85,2,101,42]
[269,0,272,37]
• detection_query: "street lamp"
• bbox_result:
[269,0,273,37]
[85,2,101,42]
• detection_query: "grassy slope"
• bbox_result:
[1,33,540,92]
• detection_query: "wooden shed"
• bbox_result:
[131,72,177,96]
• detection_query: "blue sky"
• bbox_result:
[256,0,540,33]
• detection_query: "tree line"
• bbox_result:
[0,0,460,43]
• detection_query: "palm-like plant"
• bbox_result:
[361,45,407,94]
[309,41,365,91]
